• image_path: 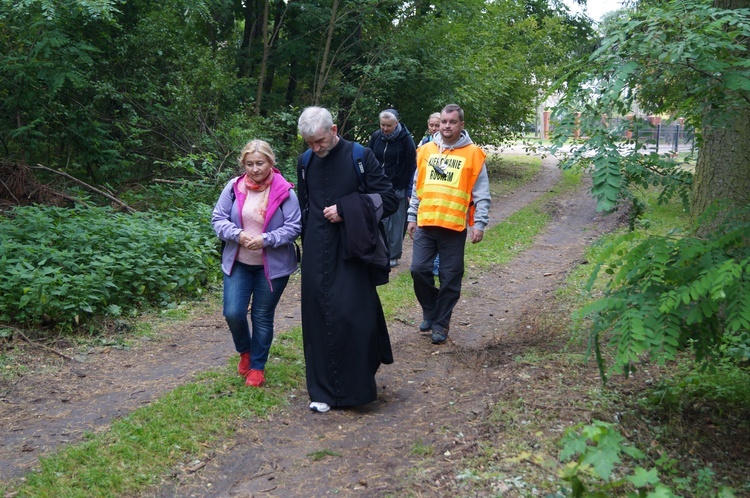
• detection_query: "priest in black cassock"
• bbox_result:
[296,106,398,413]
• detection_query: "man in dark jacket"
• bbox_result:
[297,106,398,413]
[367,108,417,268]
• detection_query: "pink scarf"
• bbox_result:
[245,171,274,192]
[244,172,273,223]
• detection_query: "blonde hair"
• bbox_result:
[238,139,276,169]
[428,112,440,123]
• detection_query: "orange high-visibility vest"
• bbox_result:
[415,142,486,231]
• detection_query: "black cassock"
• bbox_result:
[297,137,397,407]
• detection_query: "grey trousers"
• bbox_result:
[383,188,407,260]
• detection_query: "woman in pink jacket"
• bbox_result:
[212,140,301,387]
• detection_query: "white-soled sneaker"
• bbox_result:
[309,402,330,413]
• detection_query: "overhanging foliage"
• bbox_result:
[582,205,750,381]
[553,0,750,380]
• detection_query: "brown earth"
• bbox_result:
[1,152,746,497]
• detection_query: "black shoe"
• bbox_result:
[431,327,448,344]
[419,319,433,332]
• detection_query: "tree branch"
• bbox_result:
[11,328,78,362]
[31,164,136,213]
[0,178,19,204]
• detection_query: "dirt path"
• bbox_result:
[0,152,623,495]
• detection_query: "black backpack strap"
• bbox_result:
[351,142,366,192]
[301,143,365,193]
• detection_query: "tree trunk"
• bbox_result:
[238,0,261,78]
[254,0,270,115]
[285,59,299,107]
[313,0,340,105]
[714,0,747,8]
[336,22,363,139]
[691,0,750,221]
[281,0,302,107]
[691,111,750,219]
[259,0,287,116]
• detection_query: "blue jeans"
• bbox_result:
[223,263,289,371]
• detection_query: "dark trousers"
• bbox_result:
[383,188,408,260]
[410,226,466,332]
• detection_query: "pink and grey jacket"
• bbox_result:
[212,169,302,282]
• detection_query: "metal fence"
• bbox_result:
[609,116,697,154]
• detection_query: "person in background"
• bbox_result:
[297,106,398,413]
[367,108,417,268]
[419,112,441,146]
[407,104,491,345]
[417,111,443,275]
[212,140,301,387]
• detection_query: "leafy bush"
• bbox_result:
[0,204,220,332]
[559,420,656,497]
[580,204,750,381]
[119,181,220,211]
[558,420,737,497]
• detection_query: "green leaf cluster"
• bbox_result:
[1,0,595,188]
[552,0,748,216]
[581,205,750,380]
[553,119,693,219]
[559,420,679,498]
[558,418,739,497]
[569,0,750,128]
[0,204,219,332]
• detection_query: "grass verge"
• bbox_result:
[4,331,304,497]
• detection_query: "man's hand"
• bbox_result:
[469,227,484,244]
[323,204,342,223]
[406,221,417,237]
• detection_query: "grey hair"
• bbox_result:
[298,106,334,138]
[379,108,399,122]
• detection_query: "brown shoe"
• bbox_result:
[245,369,265,387]
[238,352,251,377]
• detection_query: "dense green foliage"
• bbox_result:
[551,0,748,216]
[0,204,219,331]
[582,204,750,379]
[559,420,655,497]
[0,0,592,188]
[558,418,737,497]
[552,0,750,379]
